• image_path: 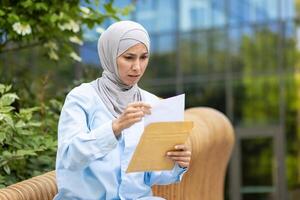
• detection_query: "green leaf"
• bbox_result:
[3,165,10,175]
[5,85,12,92]
[49,99,62,110]
[16,149,37,157]
[120,5,135,16]
[44,137,57,148]
[0,106,15,113]
[49,13,60,23]
[15,120,26,128]
[0,84,5,94]
[0,9,5,17]
[35,2,48,11]
[20,107,40,114]
[7,13,19,23]
[21,0,33,8]
[27,121,42,127]
[17,130,34,135]
[0,132,6,144]
[19,107,40,121]
[2,114,14,127]
[104,2,116,15]
[111,15,120,21]
[12,136,23,145]
[2,151,12,158]
[0,93,19,106]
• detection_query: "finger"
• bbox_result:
[124,120,142,128]
[174,144,188,151]
[176,161,189,168]
[127,116,143,124]
[125,110,144,118]
[120,113,144,126]
[119,116,143,129]
[167,151,191,157]
[128,102,151,109]
[124,107,141,114]
[168,156,190,162]
[142,107,151,115]
[126,106,151,115]
[126,102,152,116]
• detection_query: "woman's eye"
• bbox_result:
[124,56,133,60]
[141,56,148,60]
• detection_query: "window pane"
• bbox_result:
[241,137,275,199]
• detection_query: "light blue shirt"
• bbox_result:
[54,83,187,200]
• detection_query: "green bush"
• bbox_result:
[0,83,61,188]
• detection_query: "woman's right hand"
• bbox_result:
[112,102,151,137]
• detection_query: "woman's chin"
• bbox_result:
[124,78,140,86]
[122,81,135,87]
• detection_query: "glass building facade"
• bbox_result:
[81,0,300,199]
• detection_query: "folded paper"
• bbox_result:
[126,121,194,173]
[144,94,185,126]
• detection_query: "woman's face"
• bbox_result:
[117,43,149,86]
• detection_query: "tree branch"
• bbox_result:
[0,42,43,53]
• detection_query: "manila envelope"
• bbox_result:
[126,121,194,173]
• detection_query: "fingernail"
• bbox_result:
[175,146,179,149]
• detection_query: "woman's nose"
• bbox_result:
[132,60,141,71]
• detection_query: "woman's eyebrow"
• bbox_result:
[124,53,136,56]
[124,52,148,56]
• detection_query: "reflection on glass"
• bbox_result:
[241,138,274,200]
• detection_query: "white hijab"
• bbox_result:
[92,21,150,118]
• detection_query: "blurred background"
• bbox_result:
[0,0,300,200]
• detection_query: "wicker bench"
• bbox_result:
[0,107,235,200]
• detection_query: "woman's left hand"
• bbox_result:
[166,144,191,168]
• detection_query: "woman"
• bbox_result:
[54,21,191,200]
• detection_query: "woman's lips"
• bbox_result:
[128,75,140,78]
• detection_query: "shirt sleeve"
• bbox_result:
[56,91,118,171]
[144,164,188,186]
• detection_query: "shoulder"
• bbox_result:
[67,83,96,99]
[64,83,98,108]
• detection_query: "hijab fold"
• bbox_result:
[92,21,150,118]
